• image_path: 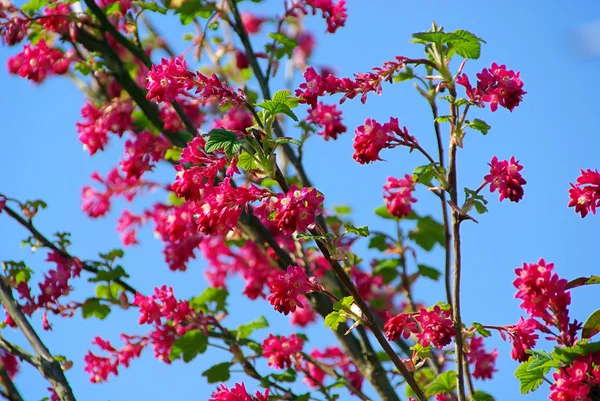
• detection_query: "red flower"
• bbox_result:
[303,0,347,33]
[383,175,417,218]
[268,266,322,315]
[7,40,68,82]
[568,169,600,218]
[352,118,392,164]
[484,156,526,202]
[467,336,498,380]
[146,58,195,103]
[262,185,324,235]
[307,102,347,140]
[304,346,364,391]
[415,306,455,348]
[384,313,419,341]
[240,12,266,34]
[210,383,269,401]
[262,334,304,369]
[504,317,539,362]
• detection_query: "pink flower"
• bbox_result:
[0,350,19,378]
[303,0,347,33]
[210,383,269,401]
[1,17,28,45]
[384,313,419,341]
[568,169,600,218]
[295,67,329,108]
[268,266,322,315]
[307,102,346,140]
[76,99,134,155]
[352,119,392,164]
[193,72,247,107]
[7,40,68,82]
[484,156,526,202]
[146,58,195,103]
[383,175,417,218]
[304,347,363,391]
[262,334,304,369]
[84,335,147,383]
[160,101,204,133]
[264,185,324,235]
[212,108,253,133]
[549,355,600,401]
[120,131,170,179]
[240,12,266,34]
[290,297,317,327]
[458,63,526,112]
[504,317,539,362]
[467,336,498,380]
[415,306,455,348]
[42,4,72,34]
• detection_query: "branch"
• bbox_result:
[0,368,23,401]
[0,278,76,401]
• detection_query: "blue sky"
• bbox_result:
[1,1,599,400]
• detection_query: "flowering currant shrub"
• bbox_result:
[1,1,599,401]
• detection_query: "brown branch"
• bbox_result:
[0,368,23,401]
[0,278,75,401]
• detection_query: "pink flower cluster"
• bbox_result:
[76,99,134,155]
[120,132,170,179]
[296,58,407,107]
[42,4,72,34]
[500,317,539,362]
[146,58,246,107]
[568,169,600,218]
[0,15,28,46]
[268,265,323,315]
[262,334,304,369]
[210,383,269,401]
[160,100,205,133]
[240,12,266,34]
[353,117,416,164]
[84,335,147,383]
[7,40,71,82]
[550,354,600,401]
[466,336,498,380]
[385,306,455,348]
[301,0,347,33]
[304,346,364,391]
[306,102,347,140]
[383,175,417,218]
[457,62,526,112]
[484,156,526,203]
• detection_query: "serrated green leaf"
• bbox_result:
[373,259,400,284]
[190,287,228,313]
[472,322,492,338]
[237,152,258,171]
[237,316,269,340]
[175,0,215,25]
[95,283,123,299]
[582,309,600,339]
[468,119,491,135]
[165,147,182,161]
[169,330,208,362]
[270,367,297,382]
[393,67,414,82]
[324,311,347,331]
[272,90,300,108]
[257,100,298,121]
[21,0,50,13]
[344,223,369,237]
[98,248,124,262]
[527,350,557,371]
[374,205,397,220]
[368,235,388,251]
[205,129,243,157]
[417,264,441,281]
[425,370,456,397]
[332,296,354,311]
[448,29,485,60]
[409,216,445,251]
[81,299,111,320]
[133,0,168,14]
[88,266,129,283]
[272,137,302,146]
[435,115,453,123]
[202,362,233,383]
[514,359,548,394]
[472,390,495,401]
[553,341,600,364]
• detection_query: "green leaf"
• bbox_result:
[133,0,168,14]
[514,359,548,394]
[412,31,465,46]
[272,90,300,108]
[105,2,121,14]
[165,147,182,162]
[237,152,258,171]
[425,370,456,397]
[374,205,397,220]
[582,309,600,339]
[324,311,346,331]
[270,368,297,382]
[74,62,91,76]
[565,275,600,290]
[344,223,369,237]
[393,67,414,82]
[257,100,298,122]
[292,394,311,401]
[472,322,492,338]
[98,248,125,262]
[88,266,130,283]
[527,350,559,371]
[467,119,491,135]
[21,0,50,13]
[373,259,400,284]
[435,115,453,123]
[448,29,485,60]
[333,205,352,215]
[408,216,445,251]
[553,341,600,364]
[202,362,233,383]
[95,284,124,299]
[237,316,269,340]
[81,299,111,320]
[332,296,355,311]
[175,0,215,25]
[266,34,298,59]
[168,192,185,207]
[205,129,243,157]
[472,390,495,401]
[169,330,208,362]
[272,137,302,146]
[417,264,441,281]
[368,235,388,251]
[190,287,228,314]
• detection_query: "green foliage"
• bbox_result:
[3,261,32,285]
[190,287,228,314]
[373,259,400,284]
[256,90,300,122]
[205,129,243,157]
[133,1,168,14]
[95,283,124,300]
[582,309,600,339]
[202,362,233,383]
[552,340,600,365]
[266,33,298,60]
[343,223,369,237]
[464,188,489,214]
[467,119,491,135]
[164,147,182,162]
[21,0,50,13]
[472,390,495,401]
[88,266,129,283]
[565,275,600,289]
[514,358,550,394]
[175,0,215,25]
[447,29,485,60]
[237,152,258,171]
[417,264,441,281]
[527,350,559,371]
[270,368,297,382]
[325,296,356,331]
[333,205,352,215]
[408,215,445,251]
[98,249,125,263]
[237,316,269,340]
[425,370,456,397]
[169,330,208,362]
[81,299,111,320]
[471,322,492,338]
[368,235,388,251]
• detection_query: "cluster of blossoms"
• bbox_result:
[499,317,540,362]
[306,102,346,140]
[0,11,29,46]
[295,57,408,107]
[262,334,304,369]
[84,335,147,383]
[568,169,600,218]
[384,306,455,348]
[304,346,364,391]
[160,100,205,133]
[76,99,134,155]
[352,117,417,164]
[7,39,71,83]
[383,175,417,218]
[120,132,170,179]
[301,0,347,33]
[466,336,498,380]
[210,383,269,401]
[549,353,600,401]
[268,265,323,315]
[484,156,527,203]
[457,63,526,112]
[513,258,579,346]
[146,58,246,107]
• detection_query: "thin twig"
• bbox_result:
[0,367,24,401]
